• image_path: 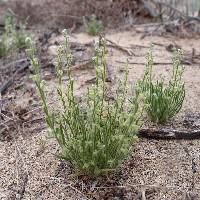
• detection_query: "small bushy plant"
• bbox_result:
[0,12,28,57]
[0,36,8,57]
[83,15,103,36]
[26,30,142,177]
[13,22,28,49]
[0,13,12,57]
[138,46,185,124]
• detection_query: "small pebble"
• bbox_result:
[43,72,52,81]
[16,193,21,200]
[8,158,15,164]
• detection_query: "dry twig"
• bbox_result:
[0,60,30,95]
[105,38,134,56]
[138,128,200,140]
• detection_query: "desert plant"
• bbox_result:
[26,30,142,177]
[0,13,12,57]
[13,22,28,49]
[4,11,15,30]
[0,12,28,57]
[138,46,185,124]
[0,36,8,57]
[83,15,103,36]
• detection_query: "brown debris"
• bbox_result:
[139,128,200,140]
[0,59,30,95]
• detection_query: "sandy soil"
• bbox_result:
[0,29,200,199]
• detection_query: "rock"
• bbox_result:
[43,71,52,81]
[8,158,15,164]
[48,45,58,56]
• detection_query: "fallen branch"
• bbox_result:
[138,128,200,140]
[0,79,13,95]
[117,59,195,65]
[116,60,173,65]
[93,182,197,191]
[72,60,92,71]
[151,0,186,20]
[17,174,28,200]
[45,176,89,199]
[156,0,200,22]
[105,38,134,56]
[0,61,30,95]
[85,64,112,84]
[105,64,112,82]
[0,58,28,70]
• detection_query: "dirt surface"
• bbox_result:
[1,3,200,200]
[1,26,200,200]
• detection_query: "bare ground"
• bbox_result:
[1,28,200,200]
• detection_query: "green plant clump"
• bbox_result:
[0,12,27,57]
[0,13,12,57]
[138,46,185,124]
[26,30,142,177]
[84,15,103,36]
[0,36,8,57]
[13,22,28,49]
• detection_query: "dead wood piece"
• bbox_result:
[16,174,28,200]
[105,38,134,56]
[141,0,160,18]
[85,77,96,84]
[0,97,12,106]
[116,60,173,65]
[166,43,181,52]
[117,59,195,66]
[0,61,30,95]
[152,0,186,20]
[181,59,192,65]
[108,43,133,56]
[85,64,112,84]
[131,44,150,49]
[72,60,92,71]
[0,127,8,135]
[105,64,112,82]
[0,23,5,28]
[0,58,28,71]
[185,16,200,23]
[141,23,163,39]
[0,79,13,95]
[141,188,146,200]
[138,128,200,140]
[71,42,88,51]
